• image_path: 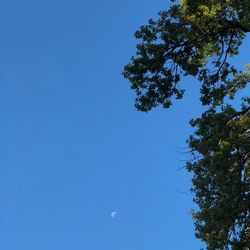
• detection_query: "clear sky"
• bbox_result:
[0,1,249,250]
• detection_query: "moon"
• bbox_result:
[111,211,117,218]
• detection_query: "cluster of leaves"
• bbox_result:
[187,103,250,249]
[123,0,250,249]
[123,0,249,111]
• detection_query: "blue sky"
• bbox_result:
[0,1,249,249]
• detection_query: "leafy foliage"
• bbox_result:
[123,0,249,111]
[187,103,250,249]
[123,0,250,249]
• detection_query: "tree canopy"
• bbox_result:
[123,0,249,111]
[123,0,250,249]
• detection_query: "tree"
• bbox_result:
[187,104,250,249]
[123,1,250,249]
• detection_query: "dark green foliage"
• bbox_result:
[123,0,250,249]
[187,103,250,249]
[123,0,249,111]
